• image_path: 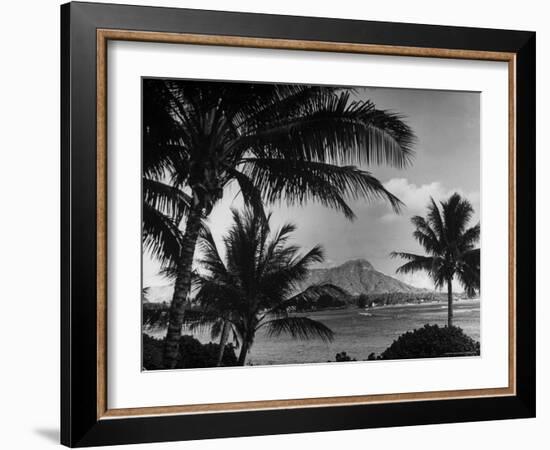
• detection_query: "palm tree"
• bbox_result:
[193,208,335,366]
[142,81,190,269]
[179,294,240,367]
[391,193,480,327]
[143,79,416,368]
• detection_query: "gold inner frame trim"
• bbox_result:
[96,28,517,420]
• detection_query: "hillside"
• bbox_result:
[291,283,353,311]
[144,259,429,305]
[299,259,428,296]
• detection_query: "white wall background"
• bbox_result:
[0,0,545,448]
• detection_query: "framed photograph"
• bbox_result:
[61,2,535,447]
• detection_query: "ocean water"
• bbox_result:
[183,299,481,366]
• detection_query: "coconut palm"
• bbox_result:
[391,193,480,327]
[183,302,239,367]
[142,80,191,268]
[193,208,335,366]
[143,79,416,368]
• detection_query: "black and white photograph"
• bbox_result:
[0,0,541,447]
[141,79,481,370]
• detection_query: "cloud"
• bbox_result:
[380,178,479,222]
[396,271,467,292]
[396,272,436,290]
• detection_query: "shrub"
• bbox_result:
[335,351,356,362]
[142,334,238,370]
[317,294,346,309]
[379,324,480,360]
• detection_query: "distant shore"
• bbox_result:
[364,297,480,310]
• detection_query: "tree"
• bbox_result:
[356,294,369,308]
[180,297,241,367]
[391,193,480,327]
[193,208,335,366]
[143,79,416,368]
[142,81,191,270]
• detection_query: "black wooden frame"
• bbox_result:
[61,2,536,447]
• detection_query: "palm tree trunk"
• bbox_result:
[237,339,249,366]
[216,321,230,367]
[447,277,453,328]
[162,204,202,369]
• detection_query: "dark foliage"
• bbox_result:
[356,294,369,309]
[317,294,346,309]
[142,302,170,328]
[379,324,480,360]
[335,351,357,362]
[143,334,238,370]
[354,292,438,308]
[293,286,350,311]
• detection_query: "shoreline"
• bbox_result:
[365,297,480,310]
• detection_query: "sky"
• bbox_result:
[143,85,480,291]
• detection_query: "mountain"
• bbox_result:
[143,259,428,304]
[292,283,353,311]
[299,259,428,296]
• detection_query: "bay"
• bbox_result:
[181,299,481,366]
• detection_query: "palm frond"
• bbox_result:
[390,252,436,275]
[142,79,193,180]
[198,225,229,278]
[427,198,446,244]
[256,221,299,278]
[234,91,415,170]
[142,203,182,267]
[234,85,331,130]
[142,287,150,301]
[442,193,474,238]
[185,313,222,335]
[462,248,480,265]
[143,178,191,223]
[460,223,480,249]
[209,319,224,340]
[159,268,203,288]
[260,245,325,303]
[226,169,266,218]
[456,248,480,296]
[241,158,402,219]
[222,208,270,289]
[410,216,441,255]
[194,279,243,313]
[262,316,334,342]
